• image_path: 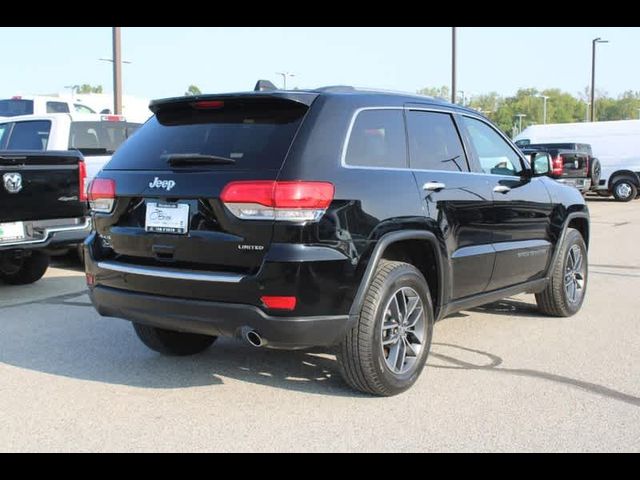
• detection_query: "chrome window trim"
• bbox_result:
[340,105,490,175]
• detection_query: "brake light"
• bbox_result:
[88,178,116,213]
[78,161,87,202]
[192,100,224,109]
[552,155,564,176]
[261,296,297,310]
[101,115,124,122]
[221,181,334,222]
[11,95,21,100]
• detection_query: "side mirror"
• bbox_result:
[530,152,551,176]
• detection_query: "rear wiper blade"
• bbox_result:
[164,153,236,165]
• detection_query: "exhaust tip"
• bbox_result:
[245,330,264,348]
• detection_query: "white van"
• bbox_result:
[514,120,640,201]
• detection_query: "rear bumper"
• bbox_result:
[0,217,91,252]
[89,285,351,349]
[557,178,591,193]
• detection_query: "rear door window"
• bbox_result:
[46,101,70,113]
[6,120,51,150]
[0,99,34,117]
[344,109,407,168]
[406,110,468,171]
[105,99,308,171]
[69,121,141,155]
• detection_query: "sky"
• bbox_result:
[1,27,638,101]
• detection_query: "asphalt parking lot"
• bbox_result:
[0,198,638,452]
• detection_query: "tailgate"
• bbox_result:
[557,152,589,178]
[0,150,86,222]
[93,96,310,274]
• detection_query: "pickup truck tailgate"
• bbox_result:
[0,150,86,223]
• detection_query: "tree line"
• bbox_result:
[418,86,640,137]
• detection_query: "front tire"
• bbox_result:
[133,323,217,356]
[0,251,50,285]
[338,260,434,396]
[611,178,637,202]
[536,228,588,317]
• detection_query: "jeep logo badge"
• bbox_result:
[3,172,22,194]
[149,177,176,191]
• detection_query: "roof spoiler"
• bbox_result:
[254,80,278,92]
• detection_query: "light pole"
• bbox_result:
[98,28,132,115]
[515,114,527,134]
[536,94,549,124]
[451,27,457,104]
[458,90,466,106]
[590,37,609,122]
[584,101,591,122]
[275,72,295,90]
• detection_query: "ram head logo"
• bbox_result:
[3,173,22,194]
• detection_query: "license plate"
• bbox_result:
[145,202,189,234]
[0,222,26,243]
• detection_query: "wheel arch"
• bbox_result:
[608,170,640,189]
[547,212,590,279]
[349,230,447,322]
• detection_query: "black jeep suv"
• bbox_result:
[85,85,589,396]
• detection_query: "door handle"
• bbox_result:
[423,181,446,192]
[493,185,511,194]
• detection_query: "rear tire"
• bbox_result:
[133,323,217,356]
[0,251,50,285]
[611,178,637,202]
[536,228,588,317]
[337,260,434,396]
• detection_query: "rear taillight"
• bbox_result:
[88,178,116,213]
[78,161,87,202]
[220,181,335,222]
[192,100,224,109]
[552,155,564,176]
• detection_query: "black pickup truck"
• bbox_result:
[519,143,601,194]
[0,150,90,284]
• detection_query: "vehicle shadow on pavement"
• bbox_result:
[2,296,638,402]
[0,301,363,396]
[469,299,543,318]
[427,343,640,408]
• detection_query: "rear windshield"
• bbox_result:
[0,99,34,117]
[69,121,141,155]
[104,99,308,171]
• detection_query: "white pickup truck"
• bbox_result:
[0,113,142,187]
[0,95,97,117]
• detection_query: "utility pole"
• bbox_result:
[112,27,122,115]
[590,37,608,122]
[451,27,457,104]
